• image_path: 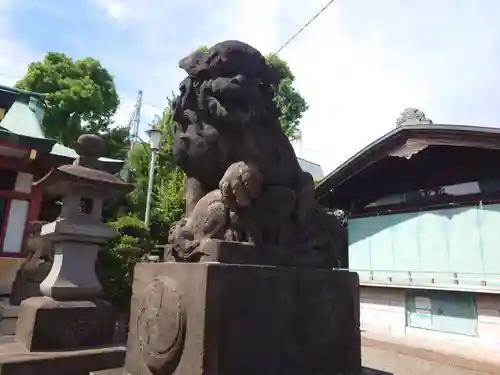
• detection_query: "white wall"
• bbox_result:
[360,286,500,349]
[360,287,406,335]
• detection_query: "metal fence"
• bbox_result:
[336,268,500,293]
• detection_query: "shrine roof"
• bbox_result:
[0,85,123,172]
[315,123,500,210]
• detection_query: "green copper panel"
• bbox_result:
[448,207,482,286]
[348,203,500,288]
[391,212,420,278]
[417,210,451,285]
[369,215,396,283]
[0,100,44,139]
[477,204,500,287]
[347,216,372,282]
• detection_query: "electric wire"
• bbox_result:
[0,0,338,137]
[273,0,337,55]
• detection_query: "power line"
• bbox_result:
[118,95,163,110]
[1,1,339,93]
[0,0,336,109]
[0,72,19,79]
[273,0,337,55]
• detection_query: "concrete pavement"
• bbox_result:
[93,332,500,375]
[363,331,500,375]
[363,346,494,375]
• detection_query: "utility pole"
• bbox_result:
[129,90,143,149]
[120,90,143,182]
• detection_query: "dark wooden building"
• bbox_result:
[316,121,500,345]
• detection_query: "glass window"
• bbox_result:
[3,200,29,253]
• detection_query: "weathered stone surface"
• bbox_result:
[15,297,116,351]
[0,336,125,375]
[0,300,19,335]
[125,261,361,375]
[167,40,346,267]
[9,221,52,306]
[9,263,50,305]
[167,238,342,269]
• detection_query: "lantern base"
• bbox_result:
[15,296,116,351]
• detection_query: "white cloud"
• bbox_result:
[0,0,495,176]
[274,1,429,173]
[9,0,496,176]
[91,0,445,173]
[113,100,163,134]
[112,97,136,128]
[91,0,133,20]
[194,0,500,173]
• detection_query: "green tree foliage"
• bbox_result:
[15,52,125,157]
[97,215,153,309]
[98,100,186,305]
[265,54,308,141]
[98,99,186,306]
[126,96,185,241]
[101,127,131,160]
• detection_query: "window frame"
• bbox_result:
[357,177,500,216]
[0,191,32,257]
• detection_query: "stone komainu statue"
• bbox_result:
[9,221,52,305]
[168,40,345,267]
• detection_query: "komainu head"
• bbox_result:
[171,40,293,190]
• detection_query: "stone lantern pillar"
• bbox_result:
[14,134,133,352]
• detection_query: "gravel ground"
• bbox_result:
[363,346,494,375]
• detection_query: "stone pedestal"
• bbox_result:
[125,261,361,375]
[0,300,19,335]
[9,261,51,305]
[0,335,125,375]
[0,296,126,375]
[15,297,116,351]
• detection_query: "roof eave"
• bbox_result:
[0,84,43,99]
[315,123,500,200]
[0,130,57,154]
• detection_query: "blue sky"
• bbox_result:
[1,0,500,174]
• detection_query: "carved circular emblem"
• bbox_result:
[136,276,186,374]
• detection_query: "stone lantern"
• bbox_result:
[33,134,133,301]
[13,134,133,354]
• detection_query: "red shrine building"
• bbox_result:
[0,84,122,294]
